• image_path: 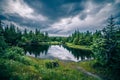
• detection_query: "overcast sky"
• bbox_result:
[0,0,120,36]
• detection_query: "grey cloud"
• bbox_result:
[24,0,85,22]
[0,0,120,36]
[92,0,115,4]
[79,13,87,20]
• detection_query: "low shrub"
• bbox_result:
[3,47,33,65]
[3,47,23,60]
[45,61,59,69]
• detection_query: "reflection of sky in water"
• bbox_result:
[26,45,92,62]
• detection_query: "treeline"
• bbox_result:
[0,21,50,47]
[21,29,49,45]
[0,20,67,47]
[66,30,101,45]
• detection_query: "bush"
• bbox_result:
[45,61,59,69]
[0,58,42,80]
[0,59,11,79]
[0,36,7,54]
[19,56,33,65]
[3,47,24,60]
[3,47,34,66]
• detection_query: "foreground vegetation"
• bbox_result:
[79,60,111,80]
[0,47,98,80]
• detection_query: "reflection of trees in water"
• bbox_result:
[23,45,50,57]
[22,44,93,61]
[63,45,93,61]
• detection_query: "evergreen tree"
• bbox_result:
[92,15,118,65]
[0,36,7,53]
[0,20,4,36]
[0,20,7,53]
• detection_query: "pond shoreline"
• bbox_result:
[24,44,93,62]
[65,43,91,51]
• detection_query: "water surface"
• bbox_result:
[23,45,93,62]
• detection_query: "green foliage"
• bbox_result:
[0,58,42,80]
[92,30,102,40]
[45,61,59,69]
[73,37,79,45]
[92,16,119,65]
[92,38,108,65]
[0,20,4,36]
[20,29,50,46]
[66,43,91,50]
[92,16,120,80]
[3,47,34,65]
[0,46,42,80]
[0,20,7,53]
[4,47,24,57]
[0,36,7,53]
[0,53,97,80]
[67,30,94,46]
[0,20,50,46]
[3,24,22,46]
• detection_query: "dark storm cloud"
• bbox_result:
[79,13,87,20]
[0,15,7,20]
[24,0,85,22]
[92,0,115,4]
[0,0,120,36]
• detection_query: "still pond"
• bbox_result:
[23,45,93,62]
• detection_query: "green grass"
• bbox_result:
[78,60,111,80]
[25,57,99,80]
[47,41,61,45]
[78,60,97,74]
[38,41,61,45]
[65,43,91,50]
[0,55,99,80]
